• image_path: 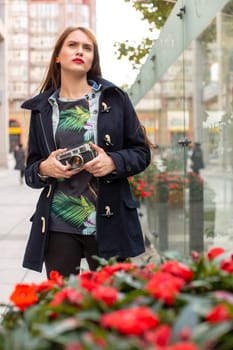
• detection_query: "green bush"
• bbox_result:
[1,248,233,350]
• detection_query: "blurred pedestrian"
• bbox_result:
[14,143,26,184]
[21,26,151,277]
[191,142,204,174]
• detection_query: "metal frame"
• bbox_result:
[128,0,229,106]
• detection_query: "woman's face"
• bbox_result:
[58,29,94,77]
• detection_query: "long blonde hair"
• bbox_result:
[40,26,102,92]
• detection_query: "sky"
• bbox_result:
[96,0,152,86]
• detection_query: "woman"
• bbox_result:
[14,143,26,184]
[22,26,151,277]
[191,142,204,174]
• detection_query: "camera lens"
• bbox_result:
[70,155,84,169]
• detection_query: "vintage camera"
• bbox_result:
[57,144,96,169]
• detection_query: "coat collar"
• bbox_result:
[48,79,102,107]
[21,77,119,111]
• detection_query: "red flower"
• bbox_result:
[79,263,137,291]
[145,272,184,305]
[214,291,233,304]
[96,262,136,283]
[178,326,192,341]
[129,175,155,200]
[101,306,160,335]
[191,251,200,261]
[10,284,38,311]
[36,270,64,293]
[206,304,231,323]
[161,261,193,282]
[65,342,82,350]
[35,280,57,293]
[207,247,225,260]
[141,190,152,198]
[145,324,171,346]
[169,183,182,190]
[220,254,233,273]
[50,288,83,307]
[168,342,199,350]
[81,332,106,348]
[143,263,157,270]
[79,271,97,291]
[49,270,64,286]
[91,286,118,306]
[102,262,136,274]
[133,264,157,281]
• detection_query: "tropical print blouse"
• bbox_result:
[49,96,98,235]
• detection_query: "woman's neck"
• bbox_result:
[59,75,92,99]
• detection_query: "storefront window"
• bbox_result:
[130,0,233,255]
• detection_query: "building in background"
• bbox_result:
[0,2,8,167]
[7,0,96,152]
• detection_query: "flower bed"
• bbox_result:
[1,248,233,349]
[128,168,189,207]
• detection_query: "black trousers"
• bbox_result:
[45,231,99,278]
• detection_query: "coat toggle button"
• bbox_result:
[102,205,114,218]
[104,134,114,147]
[101,102,111,112]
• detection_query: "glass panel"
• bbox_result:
[196,2,233,252]
[135,52,189,255]
[134,0,233,256]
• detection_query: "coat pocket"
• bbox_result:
[122,197,143,242]
[123,197,140,210]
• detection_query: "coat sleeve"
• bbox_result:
[106,92,151,180]
[25,111,53,189]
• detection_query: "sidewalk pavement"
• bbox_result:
[0,154,158,314]
[0,155,47,312]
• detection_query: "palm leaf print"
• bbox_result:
[51,192,95,228]
[83,127,94,143]
[59,105,89,131]
[83,211,96,235]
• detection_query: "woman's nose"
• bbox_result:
[76,45,83,55]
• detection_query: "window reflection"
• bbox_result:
[135,1,233,255]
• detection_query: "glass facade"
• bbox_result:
[130,0,233,255]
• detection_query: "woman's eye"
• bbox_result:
[84,45,92,51]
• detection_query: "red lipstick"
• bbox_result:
[72,58,84,64]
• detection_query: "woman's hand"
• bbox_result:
[84,142,116,177]
[39,149,82,179]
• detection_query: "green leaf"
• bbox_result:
[36,317,80,338]
[193,322,233,348]
[172,303,200,342]
[3,326,51,350]
[51,192,95,228]
[59,105,89,131]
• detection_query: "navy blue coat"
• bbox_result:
[21,77,151,272]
